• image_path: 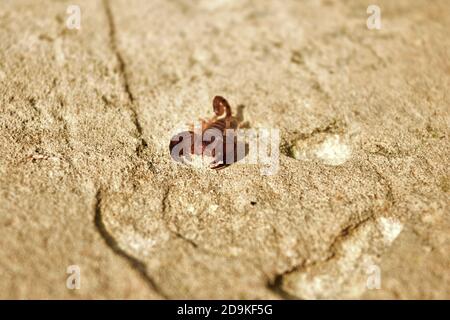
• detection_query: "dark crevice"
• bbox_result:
[59,116,78,172]
[94,189,169,298]
[299,119,345,139]
[173,231,199,248]
[161,186,199,249]
[103,0,134,104]
[366,156,396,206]
[266,253,333,300]
[327,213,375,252]
[103,0,148,154]
[266,274,301,300]
[282,119,346,158]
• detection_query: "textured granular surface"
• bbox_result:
[0,0,449,299]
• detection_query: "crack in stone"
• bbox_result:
[159,186,282,297]
[266,274,302,300]
[94,185,296,299]
[266,213,376,299]
[103,0,148,155]
[366,155,395,206]
[59,116,78,172]
[160,185,275,273]
[282,119,346,157]
[93,189,169,299]
[267,155,399,298]
[327,213,376,253]
[161,185,200,249]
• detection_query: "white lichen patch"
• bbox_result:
[186,205,196,214]
[377,217,403,245]
[120,230,158,257]
[208,204,219,213]
[291,134,351,166]
[314,135,351,165]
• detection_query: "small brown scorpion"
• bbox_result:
[169,96,245,169]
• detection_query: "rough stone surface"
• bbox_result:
[0,0,448,299]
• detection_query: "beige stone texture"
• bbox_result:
[0,0,448,299]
